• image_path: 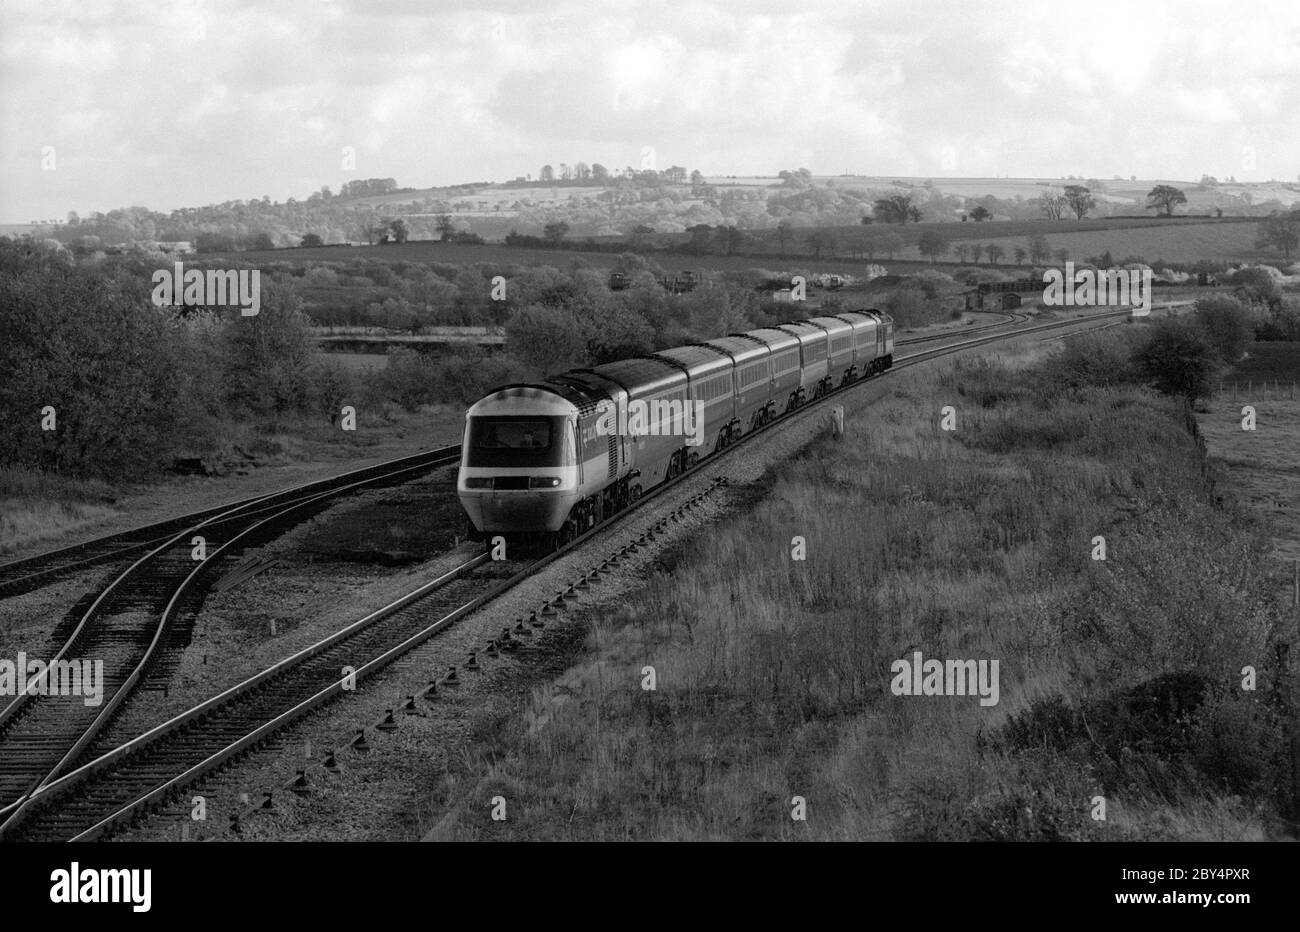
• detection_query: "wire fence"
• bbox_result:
[1220,381,1299,400]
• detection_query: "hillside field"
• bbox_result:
[896,219,1270,264]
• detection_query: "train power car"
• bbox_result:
[458,309,894,544]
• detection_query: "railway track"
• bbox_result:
[0,446,459,600]
[894,311,1025,345]
[0,308,1141,841]
[0,447,460,833]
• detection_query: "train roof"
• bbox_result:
[741,327,800,351]
[774,321,828,343]
[701,335,771,364]
[582,356,685,398]
[833,310,879,326]
[804,315,854,335]
[468,383,587,418]
[543,373,617,417]
[653,345,733,378]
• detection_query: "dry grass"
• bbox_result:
[422,338,1293,841]
[0,468,120,555]
[1197,394,1300,567]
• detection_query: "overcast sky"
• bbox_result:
[2,0,1297,222]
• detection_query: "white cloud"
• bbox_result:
[0,0,1297,221]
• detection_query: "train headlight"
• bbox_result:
[464,477,493,489]
[529,476,562,488]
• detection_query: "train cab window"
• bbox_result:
[466,416,566,467]
[478,419,550,449]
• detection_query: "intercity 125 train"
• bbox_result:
[458,309,894,544]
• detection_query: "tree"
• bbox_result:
[1255,210,1300,258]
[1134,318,1219,401]
[1054,247,1070,263]
[1064,185,1095,220]
[1027,234,1051,264]
[387,218,409,244]
[505,305,589,376]
[1039,193,1067,220]
[954,243,969,263]
[985,244,1005,264]
[969,205,991,222]
[778,168,813,188]
[1014,246,1028,265]
[690,169,705,186]
[917,230,949,264]
[540,165,555,183]
[542,220,570,244]
[873,194,923,225]
[300,232,323,247]
[627,223,655,250]
[223,284,315,416]
[1146,185,1188,217]
[715,225,747,255]
[875,229,904,260]
[807,229,835,258]
[574,162,591,181]
[1232,267,1280,305]
[0,251,194,477]
[591,163,609,183]
[1192,295,1253,365]
[435,215,455,241]
[686,223,713,254]
[970,243,984,264]
[775,219,794,254]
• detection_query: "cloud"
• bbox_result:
[0,0,1297,221]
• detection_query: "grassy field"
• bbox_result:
[231,240,915,277]
[897,220,1270,264]
[1225,342,1300,384]
[1202,341,1300,568]
[421,335,1293,841]
[230,215,1290,274]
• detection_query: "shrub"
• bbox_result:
[1191,294,1253,365]
[1132,318,1219,401]
[881,284,946,328]
[1046,329,1140,390]
[0,253,191,477]
[504,304,590,377]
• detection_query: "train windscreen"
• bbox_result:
[465,416,567,467]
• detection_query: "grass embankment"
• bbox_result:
[424,337,1293,841]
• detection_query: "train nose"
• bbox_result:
[460,489,575,535]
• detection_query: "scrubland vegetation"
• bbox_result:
[424,331,1295,840]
